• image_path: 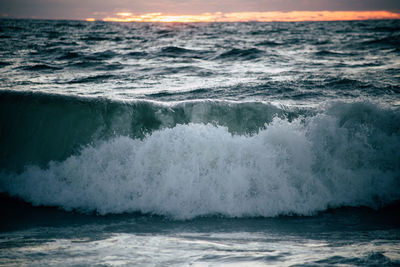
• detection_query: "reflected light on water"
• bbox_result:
[6,232,400,266]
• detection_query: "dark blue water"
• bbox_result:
[1,19,399,103]
[0,19,400,266]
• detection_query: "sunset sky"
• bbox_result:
[1,0,400,21]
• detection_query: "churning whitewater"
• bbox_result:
[1,97,399,219]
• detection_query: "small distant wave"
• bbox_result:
[0,61,11,68]
[158,46,210,59]
[81,35,110,42]
[156,29,174,35]
[94,62,124,71]
[215,48,264,60]
[58,50,122,68]
[20,64,62,71]
[313,40,330,45]
[255,41,284,47]
[125,51,148,58]
[50,41,79,47]
[372,24,400,33]
[314,50,355,57]
[161,46,192,54]
[44,30,61,39]
[68,74,117,84]
[86,50,119,60]
[3,25,24,31]
[250,28,288,35]
[146,88,212,99]
[361,35,400,48]
[54,21,86,28]
[70,61,100,68]
[57,51,81,60]
[58,50,120,62]
[322,77,397,94]
[150,66,212,76]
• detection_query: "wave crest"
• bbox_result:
[1,104,399,219]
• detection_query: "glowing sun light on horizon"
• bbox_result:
[117,12,133,17]
[86,11,400,23]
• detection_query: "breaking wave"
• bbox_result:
[0,91,399,219]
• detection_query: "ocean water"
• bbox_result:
[0,18,400,266]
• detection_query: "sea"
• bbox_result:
[0,18,400,266]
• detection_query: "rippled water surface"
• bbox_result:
[1,19,399,104]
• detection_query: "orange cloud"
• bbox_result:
[98,11,400,23]
[116,12,133,17]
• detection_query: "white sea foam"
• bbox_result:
[1,109,399,219]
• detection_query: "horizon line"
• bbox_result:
[2,10,400,22]
[86,11,400,23]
